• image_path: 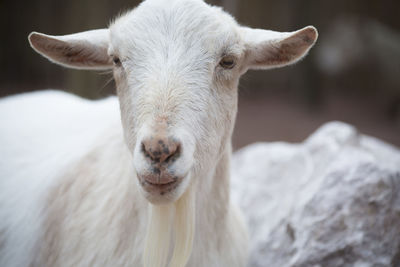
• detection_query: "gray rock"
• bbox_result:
[231,121,400,267]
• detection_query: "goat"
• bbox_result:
[0,0,317,266]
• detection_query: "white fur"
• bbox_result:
[1,0,317,266]
[0,91,121,266]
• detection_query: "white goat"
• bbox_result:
[0,0,317,266]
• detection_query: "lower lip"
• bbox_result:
[141,179,180,195]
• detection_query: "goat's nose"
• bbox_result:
[141,137,180,164]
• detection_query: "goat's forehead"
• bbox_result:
[109,0,240,57]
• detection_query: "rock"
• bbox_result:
[231,121,400,267]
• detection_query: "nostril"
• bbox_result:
[141,142,146,153]
[141,142,152,160]
[164,143,180,163]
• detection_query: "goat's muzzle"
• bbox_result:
[137,135,184,195]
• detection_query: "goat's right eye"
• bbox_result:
[112,56,121,67]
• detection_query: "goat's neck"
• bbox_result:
[195,142,232,225]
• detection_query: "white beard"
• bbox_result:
[143,184,195,267]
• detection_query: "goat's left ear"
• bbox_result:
[240,26,318,72]
[28,29,112,70]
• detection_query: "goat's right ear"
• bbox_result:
[28,29,112,70]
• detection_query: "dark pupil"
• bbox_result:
[113,57,121,65]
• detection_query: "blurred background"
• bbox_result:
[1,0,399,149]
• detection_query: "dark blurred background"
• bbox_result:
[1,0,399,149]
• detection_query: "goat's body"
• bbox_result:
[0,91,121,266]
[0,91,247,267]
[1,0,318,265]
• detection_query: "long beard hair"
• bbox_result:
[143,184,195,267]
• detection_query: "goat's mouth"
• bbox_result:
[136,168,191,204]
[141,179,180,195]
[138,174,184,196]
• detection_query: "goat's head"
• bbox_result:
[29,0,317,204]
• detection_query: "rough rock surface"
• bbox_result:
[231,121,400,267]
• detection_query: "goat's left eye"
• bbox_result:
[112,56,121,66]
[219,56,236,69]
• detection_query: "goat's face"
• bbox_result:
[28,0,318,204]
[109,0,246,203]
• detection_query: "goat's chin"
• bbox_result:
[143,183,195,267]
